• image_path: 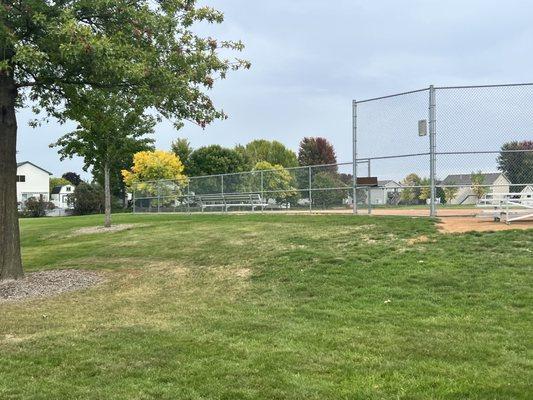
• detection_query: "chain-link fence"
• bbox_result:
[354,83,533,216]
[132,161,371,213]
[133,83,533,216]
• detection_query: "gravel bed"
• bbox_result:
[0,269,105,301]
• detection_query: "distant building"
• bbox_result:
[521,185,533,203]
[369,180,402,205]
[51,184,75,209]
[441,172,510,205]
[16,161,52,206]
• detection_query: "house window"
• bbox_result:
[16,175,26,182]
[66,186,71,192]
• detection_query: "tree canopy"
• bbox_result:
[187,145,247,176]
[497,140,533,188]
[51,90,156,226]
[298,137,337,167]
[238,140,298,168]
[62,172,82,186]
[122,150,187,187]
[400,173,422,204]
[252,161,298,203]
[5,0,249,125]
[171,138,193,173]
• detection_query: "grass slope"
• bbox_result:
[1,214,532,399]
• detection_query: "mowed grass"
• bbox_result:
[1,213,532,399]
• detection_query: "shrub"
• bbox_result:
[311,172,347,208]
[22,197,55,218]
[70,182,104,215]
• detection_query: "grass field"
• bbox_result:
[1,214,532,399]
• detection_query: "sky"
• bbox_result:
[16,0,533,180]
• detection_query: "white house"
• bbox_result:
[16,161,52,206]
[369,180,402,205]
[520,185,533,203]
[51,184,75,209]
[441,172,511,205]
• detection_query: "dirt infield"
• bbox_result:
[300,208,532,233]
[358,208,533,233]
[435,217,533,233]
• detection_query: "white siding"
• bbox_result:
[491,175,510,195]
[51,185,75,209]
[16,163,50,203]
[369,182,401,205]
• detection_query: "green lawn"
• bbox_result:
[1,213,532,399]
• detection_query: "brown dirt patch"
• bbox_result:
[0,269,105,302]
[406,235,433,245]
[437,217,533,233]
[72,224,137,236]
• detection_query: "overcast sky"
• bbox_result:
[16,0,533,179]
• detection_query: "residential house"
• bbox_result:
[51,184,75,209]
[520,185,533,203]
[16,161,52,206]
[441,172,510,205]
[369,180,402,205]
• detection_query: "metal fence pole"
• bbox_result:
[367,160,372,215]
[308,166,312,213]
[132,186,136,214]
[221,175,224,195]
[187,181,191,214]
[157,183,161,213]
[429,85,437,217]
[260,170,264,211]
[352,100,358,214]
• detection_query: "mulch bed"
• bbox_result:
[0,269,105,301]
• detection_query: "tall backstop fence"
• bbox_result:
[133,83,533,216]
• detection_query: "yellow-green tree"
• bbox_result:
[400,173,422,204]
[443,183,459,203]
[252,161,298,204]
[123,151,187,185]
[122,151,188,203]
[419,177,431,202]
[471,171,487,199]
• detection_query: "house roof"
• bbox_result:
[378,180,401,187]
[441,172,506,186]
[17,161,53,175]
[51,186,63,194]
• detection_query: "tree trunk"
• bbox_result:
[121,182,128,209]
[0,72,23,280]
[104,162,112,227]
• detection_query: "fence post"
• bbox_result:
[132,186,136,214]
[367,159,371,215]
[157,182,161,213]
[260,170,264,208]
[187,181,191,214]
[308,165,312,213]
[221,175,224,195]
[352,99,358,214]
[429,85,437,217]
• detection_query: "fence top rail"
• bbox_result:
[353,82,533,104]
[354,87,429,104]
[434,82,533,90]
